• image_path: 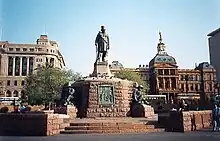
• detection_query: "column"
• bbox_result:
[175,78,178,90]
[169,69,171,75]
[169,78,172,90]
[162,69,164,75]
[163,78,165,89]
[20,57,22,76]
[27,57,29,75]
[12,56,15,76]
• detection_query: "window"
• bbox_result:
[190,84,194,91]
[181,84,184,91]
[7,80,10,86]
[13,90,19,97]
[14,80,17,86]
[195,75,198,81]
[38,48,42,51]
[164,69,169,75]
[16,48,20,51]
[30,48,34,52]
[21,80,25,86]
[209,75,212,80]
[23,48,27,51]
[9,48,13,51]
[47,49,48,52]
[180,75,185,81]
[195,84,198,91]
[189,75,193,81]
[22,57,27,76]
[8,56,13,76]
[170,69,175,75]
[210,83,213,91]
[29,57,34,74]
[15,57,20,76]
[158,69,163,75]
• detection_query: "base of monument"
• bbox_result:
[91,61,113,77]
[60,117,163,134]
[132,103,155,118]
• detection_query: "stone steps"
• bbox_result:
[60,122,164,134]
[60,129,163,134]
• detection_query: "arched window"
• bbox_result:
[6,90,11,97]
[13,90,19,97]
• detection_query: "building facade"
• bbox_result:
[0,35,65,98]
[208,28,220,82]
[110,32,216,104]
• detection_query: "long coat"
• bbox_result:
[95,32,109,52]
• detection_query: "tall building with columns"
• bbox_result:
[110,32,216,105]
[0,35,65,98]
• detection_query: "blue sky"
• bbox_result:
[1,0,220,75]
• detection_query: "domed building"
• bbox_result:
[149,32,179,102]
[110,32,217,106]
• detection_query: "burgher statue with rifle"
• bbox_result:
[95,25,110,62]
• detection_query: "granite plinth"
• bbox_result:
[72,77,133,118]
[91,61,113,77]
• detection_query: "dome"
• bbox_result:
[149,54,177,66]
[196,62,214,69]
[149,32,177,66]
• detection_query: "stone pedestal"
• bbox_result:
[72,77,133,118]
[132,103,155,118]
[91,61,113,77]
[67,105,77,120]
[54,105,77,120]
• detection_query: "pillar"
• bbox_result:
[12,56,15,76]
[163,78,165,89]
[20,57,22,76]
[27,57,29,75]
[175,78,178,90]
[169,78,172,89]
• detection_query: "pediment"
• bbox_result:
[154,63,178,68]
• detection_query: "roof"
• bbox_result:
[207,28,220,36]
[196,62,214,69]
[149,54,177,66]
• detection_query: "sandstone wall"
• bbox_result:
[165,110,212,132]
[0,113,70,136]
[54,105,77,120]
[74,79,133,118]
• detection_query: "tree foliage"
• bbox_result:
[114,69,149,94]
[24,65,83,105]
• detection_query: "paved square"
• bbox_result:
[1,129,220,141]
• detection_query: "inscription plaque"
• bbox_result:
[98,85,114,106]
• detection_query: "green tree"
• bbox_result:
[114,69,149,94]
[24,65,83,106]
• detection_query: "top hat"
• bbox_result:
[101,25,105,29]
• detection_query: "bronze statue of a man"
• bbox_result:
[95,26,110,62]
